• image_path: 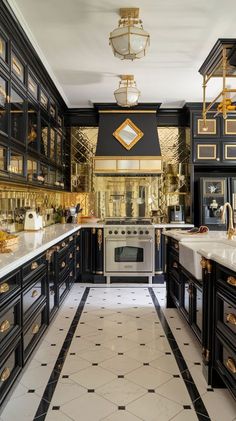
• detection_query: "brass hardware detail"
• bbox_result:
[155,229,161,251]
[76,246,80,251]
[0,282,10,294]
[227,276,236,286]
[61,262,66,268]
[0,320,10,333]
[174,243,179,250]
[200,257,207,269]
[69,236,73,241]
[31,261,39,270]
[172,262,178,269]
[92,228,96,234]
[77,231,80,236]
[113,118,144,151]
[62,242,66,247]
[0,367,10,382]
[69,253,73,259]
[226,313,236,325]
[32,324,39,334]
[31,290,38,298]
[70,271,73,277]
[76,263,80,269]
[226,357,236,374]
[222,202,236,240]
[97,229,103,251]
[206,260,212,274]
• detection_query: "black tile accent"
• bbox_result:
[137,328,142,331]
[52,406,60,410]
[148,389,155,393]
[118,406,126,410]
[143,363,149,366]
[92,363,98,366]
[173,374,180,378]
[117,336,122,338]
[41,363,47,366]
[87,389,95,393]
[118,352,124,355]
[149,288,210,421]
[136,316,140,319]
[194,362,201,365]
[33,287,90,421]
[51,344,56,347]
[28,389,35,393]
[183,405,192,409]
[165,352,171,355]
[118,375,124,378]
[70,352,76,355]
[140,343,146,346]
[207,388,214,392]
[95,344,101,346]
[184,343,189,346]
[62,375,69,378]
[59,329,64,331]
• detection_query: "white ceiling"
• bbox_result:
[8,0,236,108]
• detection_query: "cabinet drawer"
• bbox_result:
[23,305,47,362]
[48,278,57,319]
[0,270,21,305]
[22,253,47,283]
[215,334,236,395]
[0,295,21,354]
[22,272,47,323]
[58,278,68,304]
[0,338,22,406]
[216,291,236,339]
[216,266,236,295]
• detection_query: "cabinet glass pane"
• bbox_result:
[49,168,56,185]
[197,144,217,160]
[9,151,24,175]
[39,164,48,184]
[0,75,8,134]
[50,128,56,161]
[11,53,24,83]
[50,103,56,119]
[0,35,6,62]
[197,119,216,135]
[224,145,236,160]
[28,75,38,99]
[57,133,62,164]
[41,119,49,156]
[27,159,37,181]
[28,102,38,150]
[40,90,48,109]
[10,89,25,142]
[0,146,7,171]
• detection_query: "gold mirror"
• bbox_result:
[113,118,143,150]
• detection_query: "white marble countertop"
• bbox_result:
[152,223,194,228]
[197,243,236,272]
[163,229,230,242]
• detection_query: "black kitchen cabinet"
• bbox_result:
[79,228,105,283]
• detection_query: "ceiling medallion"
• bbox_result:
[114,75,140,107]
[109,8,150,60]
[113,118,144,150]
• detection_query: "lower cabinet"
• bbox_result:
[0,337,22,406]
[23,303,47,363]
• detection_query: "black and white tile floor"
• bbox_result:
[1,284,236,421]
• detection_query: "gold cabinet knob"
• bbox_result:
[226,357,236,374]
[172,262,178,268]
[0,282,10,294]
[69,253,73,259]
[76,263,80,268]
[32,324,39,334]
[226,313,236,326]
[61,261,66,268]
[76,246,80,251]
[200,257,207,269]
[0,320,10,333]
[174,243,179,250]
[62,242,66,247]
[77,231,80,237]
[70,271,73,277]
[0,367,10,382]
[69,236,73,241]
[31,262,38,270]
[227,276,236,287]
[31,290,39,298]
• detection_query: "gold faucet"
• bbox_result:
[221,202,236,240]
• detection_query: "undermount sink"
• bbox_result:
[179,242,213,280]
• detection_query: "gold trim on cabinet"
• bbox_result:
[32,324,39,334]
[197,119,216,135]
[97,229,103,251]
[12,57,22,76]
[0,367,10,382]
[226,313,236,325]
[0,320,10,333]
[99,110,156,114]
[224,144,236,160]
[93,156,163,174]
[225,119,236,135]
[155,229,161,251]
[0,282,10,294]
[31,290,38,298]
[226,357,236,374]
[0,38,3,56]
[113,118,144,151]
[61,261,66,268]
[227,276,236,286]
[200,257,207,269]
[197,144,217,160]
[31,261,39,270]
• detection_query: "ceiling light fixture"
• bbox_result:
[114,75,140,107]
[109,8,150,60]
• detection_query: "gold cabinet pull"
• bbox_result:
[226,313,236,326]
[0,320,10,333]
[174,243,179,250]
[32,324,39,334]
[0,282,10,294]
[227,276,236,287]
[70,271,73,277]
[31,290,38,298]
[69,236,73,241]
[172,262,178,268]
[0,367,10,382]
[31,262,38,270]
[77,231,80,237]
[226,357,236,374]
[69,253,73,259]
[61,261,66,268]
[62,242,66,247]
[200,257,207,269]
[76,246,80,251]
[76,263,80,268]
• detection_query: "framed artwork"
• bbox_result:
[203,178,225,196]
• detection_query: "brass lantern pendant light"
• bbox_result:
[114,75,140,107]
[109,8,150,60]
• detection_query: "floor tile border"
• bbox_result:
[33,287,90,420]
[149,287,211,421]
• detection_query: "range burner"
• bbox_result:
[105,218,152,225]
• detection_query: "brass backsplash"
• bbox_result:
[71,126,191,220]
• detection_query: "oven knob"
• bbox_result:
[140,230,143,234]
[127,230,131,234]
[114,230,118,234]
[133,230,137,234]
[121,230,125,235]
[109,230,112,234]
[145,230,149,234]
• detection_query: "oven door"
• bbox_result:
[105,237,154,274]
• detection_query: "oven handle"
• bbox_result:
[105,238,153,242]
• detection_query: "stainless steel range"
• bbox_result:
[104,218,155,283]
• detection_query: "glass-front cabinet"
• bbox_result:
[8,150,24,176]
[10,88,26,143]
[27,158,37,181]
[0,75,8,134]
[27,100,38,151]
[40,117,49,157]
[0,145,7,173]
[50,128,56,161]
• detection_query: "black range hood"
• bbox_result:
[93,103,162,175]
